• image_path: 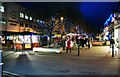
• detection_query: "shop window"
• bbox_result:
[20,12,24,18]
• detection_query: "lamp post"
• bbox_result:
[77,25,80,56]
[112,44,114,57]
[61,17,64,21]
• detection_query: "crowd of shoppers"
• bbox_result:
[64,35,92,53]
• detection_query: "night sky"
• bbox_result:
[16,2,119,34]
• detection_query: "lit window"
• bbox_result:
[25,15,28,19]
[0,5,4,12]
[20,12,24,18]
[118,15,120,17]
[37,20,39,22]
[30,17,32,20]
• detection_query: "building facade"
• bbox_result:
[1,2,40,33]
[103,12,120,54]
[0,2,42,50]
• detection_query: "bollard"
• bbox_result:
[112,44,114,57]
[78,44,80,56]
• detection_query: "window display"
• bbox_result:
[32,35,40,47]
[32,35,39,43]
[24,35,32,49]
[24,35,31,44]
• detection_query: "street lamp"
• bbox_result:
[77,25,80,56]
[60,17,64,21]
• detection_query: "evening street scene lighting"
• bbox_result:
[0,1,120,77]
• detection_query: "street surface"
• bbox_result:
[2,46,119,76]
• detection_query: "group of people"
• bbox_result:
[79,37,91,49]
[64,36,92,53]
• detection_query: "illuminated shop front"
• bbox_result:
[23,35,32,49]
[2,31,40,50]
[5,34,31,50]
[32,35,40,47]
[103,13,114,41]
[104,12,120,53]
[18,33,40,49]
[103,26,110,41]
[113,24,120,53]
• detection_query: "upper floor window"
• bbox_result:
[25,15,28,19]
[37,20,39,22]
[10,11,17,19]
[30,16,32,20]
[20,12,24,18]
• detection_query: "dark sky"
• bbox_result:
[16,2,119,34]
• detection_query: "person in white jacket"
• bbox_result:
[65,37,73,53]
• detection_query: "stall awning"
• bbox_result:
[66,33,77,36]
[54,34,61,38]
[1,31,39,36]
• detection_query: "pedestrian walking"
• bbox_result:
[87,37,91,49]
[66,36,72,53]
[81,37,85,49]
[108,37,115,54]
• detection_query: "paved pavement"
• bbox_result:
[35,46,119,59]
[2,46,119,76]
[2,51,15,57]
[2,50,32,58]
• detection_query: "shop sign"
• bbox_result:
[114,13,120,20]
[25,44,31,48]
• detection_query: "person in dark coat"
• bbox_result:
[81,37,85,49]
[87,38,91,49]
[62,36,66,50]
[109,37,115,48]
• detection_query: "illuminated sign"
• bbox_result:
[104,14,114,26]
[25,44,31,48]
[0,5,4,12]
